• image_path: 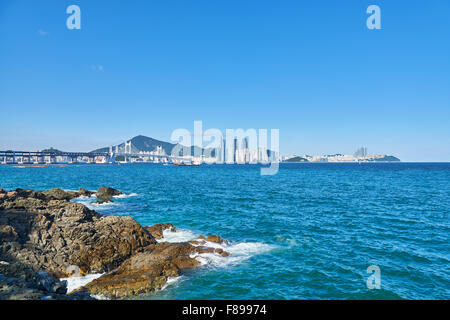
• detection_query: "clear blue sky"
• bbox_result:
[1,0,449,161]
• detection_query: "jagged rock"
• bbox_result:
[77,238,232,299]
[145,223,176,240]
[78,188,94,197]
[214,248,230,257]
[96,187,122,200]
[42,188,78,201]
[15,189,47,200]
[74,216,156,275]
[195,234,228,244]
[0,187,230,300]
[195,247,215,254]
[0,192,156,278]
[77,242,200,299]
[6,191,17,199]
[0,188,5,194]
[0,260,93,300]
[0,225,19,242]
[2,188,81,202]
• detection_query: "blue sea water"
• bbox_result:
[0,163,449,300]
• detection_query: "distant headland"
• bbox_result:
[282,147,400,163]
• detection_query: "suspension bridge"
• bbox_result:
[0,141,188,165]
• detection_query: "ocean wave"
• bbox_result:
[113,192,138,199]
[158,228,274,268]
[72,199,120,210]
[157,228,197,243]
[161,276,184,291]
[60,273,104,293]
[85,202,119,209]
[73,192,138,200]
[73,194,96,200]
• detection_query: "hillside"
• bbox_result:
[91,135,176,154]
[40,148,64,154]
[283,156,309,163]
[91,135,212,156]
[370,155,401,162]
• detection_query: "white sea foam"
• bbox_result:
[161,276,184,290]
[113,193,138,199]
[61,273,104,293]
[59,227,273,298]
[74,194,96,200]
[84,201,119,210]
[158,228,274,268]
[73,196,119,210]
[73,192,137,201]
[157,228,197,243]
[192,241,274,268]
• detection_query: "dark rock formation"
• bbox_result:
[42,188,79,201]
[96,187,122,200]
[78,242,200,299]
[0,188,155,278]
[78,188,94,197]
[214,248,230,257]
[0,260,93,300]
[0,187,230,299]
[145,223,176,240]
[192,234,228,245]
[1,188,80,203]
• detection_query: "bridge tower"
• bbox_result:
[108,146,116,163]
[124,141,132,154]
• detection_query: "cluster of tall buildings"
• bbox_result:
[354,147,368,157]
[108,137,275,164]
[215,137,272,164]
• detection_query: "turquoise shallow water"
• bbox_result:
[1,163,449,299]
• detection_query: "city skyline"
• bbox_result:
[0,131,397,160]
[1,1,449,161]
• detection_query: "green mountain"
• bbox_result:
[91,135,213,156]
[91,135,175,154]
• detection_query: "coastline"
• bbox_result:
[0,187,232,300]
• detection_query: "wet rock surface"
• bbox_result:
[78,242,201,299]
[0,187,229,299]
[95,186,122,200]
[145,223,176,239]
[0,260,93,300]
[77,232,232,299]
[195,234,228,244]
[0,188,156,278]
[77,188,94,197]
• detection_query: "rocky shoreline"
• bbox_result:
[0,187,229,299]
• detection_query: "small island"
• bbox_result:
[282,148,400,163]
